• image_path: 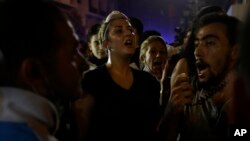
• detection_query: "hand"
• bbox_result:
[169,73,193,114]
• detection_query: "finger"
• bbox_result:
[171,83,193,95]
[172,73,190,86]
[171,93,193,107]
[182,95,193,105]
[170,86,193,107]
[170,95,188,113]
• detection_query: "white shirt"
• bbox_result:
[0,87,59,141]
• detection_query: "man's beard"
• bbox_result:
[197,60,230,96]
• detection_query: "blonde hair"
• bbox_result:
[99,11,129,45]
[139,35,168,69]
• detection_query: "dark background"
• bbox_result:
[117,0,233,43]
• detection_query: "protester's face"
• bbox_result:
[194,23,232,85]
[106,18,136,58]
[45,20,83,101]
[144,40,168,79]
[89,34,107,59]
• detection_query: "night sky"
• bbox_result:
[117,0,231,44]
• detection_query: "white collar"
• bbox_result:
[0,87,59,134]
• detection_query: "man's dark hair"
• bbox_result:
[0,0,67,84]
[191,5,226,32]
[129,17,144,37]
[86,23,101,43]
[196,5,225,20]
[194,13,241,47]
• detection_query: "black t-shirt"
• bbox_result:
[88,56,107,66]
[82,65,160,141]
